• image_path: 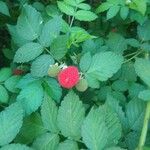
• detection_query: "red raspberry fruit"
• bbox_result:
[13,69,24,75]
[58,66,80,89]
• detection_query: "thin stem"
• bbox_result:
[123,50,143,63]
[138,52,150,150]
[138,102,150,150]
[69,7,77,28]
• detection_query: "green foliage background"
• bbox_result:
[0,0,150,149]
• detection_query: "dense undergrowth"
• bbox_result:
[0,0,150,150]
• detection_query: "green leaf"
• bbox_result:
[106,33,127,54]
[129,0,147,15]
[138,90,150,101]
[107,5,120,20]
[85,74,100,88]
[39,16,62,47]
[120,62,137,82]
[87,51,123,81]
[96,2,112,13]
[137,20,150,41]
[31,54,54,77]
[15,113,46,144]
[141,42,150,52]
[126,38,140,48]
[32,133,59,150]
[0,103,23,146]
[81,107,108,150]
[7,25,29,47]
[17,82,44,115]
[50,35,68,60]
[134,58,150,87]
[75,10,97,21]
[57,140,79,150]
[79,52,92,72]
[78,3,91,10]
[57,1,75,16]
[101,105,122,146]
[46,5,60,17]
[126,98,146,131]
[105,147,126,150]
[4,75,22,93]
[17,74,39,89]
[44,78,62,103]
[0,85,9,103]
[120,6,129,20]
[0,144,33,150]
[2,48,14,60]
[64,0,77,6]
[0,68,12,82]
[14,42,43,63]
[41,94,59,133]
[112,80,128,92]
[0,1,10,16]
[17,5,43,40]
[57,91,85,140]
[106,95,127,131]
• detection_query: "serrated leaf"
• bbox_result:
[134,58,150,87]
[50,35,68,60]
[7,25,29,47]
[79,52,92,72]
[41,94,59,133]
[106,95,127,131]
[87,51,123,81]
[15,113,46,144]
[120,6,129,20]
[0,103,23,146]
[14,42,43,63]
[32,133,59,150]
[31,54,54,77]
[85,74,100,88]
[81,107,108,150]
[57,140,79,150]
[101,104,122,146]
[120,62,137,82]
[106,33,127,54]
[39,16,62,47]
[17,5,43,40]
[44,78,62,103]
[57,1,75,16]
[107,5,120,20]
[138,90,150,101]
[112,80,128,92]
[0,85,9,103]
[0,1,10,16]
[17,82,44,115]
[96,2,112,13]
[4,75,22,93]
[126,98,146,131]
[75,10,97,21]
[0,144,33,150]
[137,20,150,41]
[0,68,12,82]
[57,91,85,140]
[17,73,39,89]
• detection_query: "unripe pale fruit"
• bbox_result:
[76,78,88,92]
[48,65,61,77]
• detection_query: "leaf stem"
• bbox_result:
[69,7,77,28]
[138,102,150,150]
[138,52,150,150]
